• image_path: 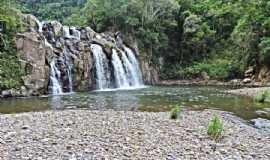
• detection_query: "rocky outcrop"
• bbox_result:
[10,14,157,96]
[15,15,97,95]
[241,67,255,84]
[16,32,51,96]
[258,66,270,84]
[141,59,159,85]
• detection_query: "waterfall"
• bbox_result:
[112,49,130,88]
[91,44,110,90]
[49,60,63,94]
[37,20,43,33]
[44,38,53,50]
[63,26,72,38]
[63,48,73,92]
[124,46,144,85]
[34,18,145,93]
[121,50,141,87]
[63,26,80,40]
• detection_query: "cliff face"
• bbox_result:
[1,14,159,97]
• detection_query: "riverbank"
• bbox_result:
[158,79,267,88]
[0,110,269,159]
[227,87,270,97]
[159,79,270,98]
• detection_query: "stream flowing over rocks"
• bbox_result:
[0,110,269,160]
[2,14,159,97]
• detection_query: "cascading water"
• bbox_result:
[36,18,144,94]
[124,46,144,85]
[111,49,130,88]
[91,44,110,90]
[63,48,73,92]
[37,19,43,33]
[49,60,63,94]
[90,45,144,90]
[63,26,72,38]
[121,49,142,87]
[63,26,81,40]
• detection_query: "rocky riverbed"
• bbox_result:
[0,110,270,160]
[227,87,270,97]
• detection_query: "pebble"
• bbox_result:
[0,110,269,159]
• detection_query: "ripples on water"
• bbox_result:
[0,86,269,121]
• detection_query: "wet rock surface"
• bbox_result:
[0,110,269,159]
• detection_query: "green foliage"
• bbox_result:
[207,115,224,141]
[170,105,182,120]
[0,0,22,32]
[19,0,86,24]
[161,58,240,80]
[0,0,25,91]
[254,90,270,103]
[183,59,234,80]
[259,37,270,64]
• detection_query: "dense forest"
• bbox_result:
[1,0,270,90]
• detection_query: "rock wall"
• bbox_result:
[141,59,159,85]
[15,14,96,96]
[2,14,160,97]
[16,32,51,96]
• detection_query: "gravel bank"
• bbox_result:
[227,87,270,97]
[0,110,270,160]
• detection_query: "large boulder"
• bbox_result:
[1,89,21,98]
[258,66,270,84]
[80,27,96,41]
[242,78,252,84]
[16,32,52,95]
[245,67,254,77]
[51,21,62,36]
[22,14,41,32]
[251,118,270,132]
[1,90,12,98]
[141,59,159,85]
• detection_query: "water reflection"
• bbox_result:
[50,96,63,110]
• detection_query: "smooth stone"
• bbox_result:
[251,118,270,129]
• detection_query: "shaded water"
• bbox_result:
[0,86,269,121]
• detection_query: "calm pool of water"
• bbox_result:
[0,86,269,121]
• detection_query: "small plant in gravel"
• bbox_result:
[207,115,224,141]
[254,90,270,103]
[170,105,182,119]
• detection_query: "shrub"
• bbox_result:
[182,59,234,80]
[207,115,224,141]
[170,105,182,120]
[254,90,270,103]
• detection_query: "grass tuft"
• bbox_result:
[207,115,224,141]
[170,105,182,120]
